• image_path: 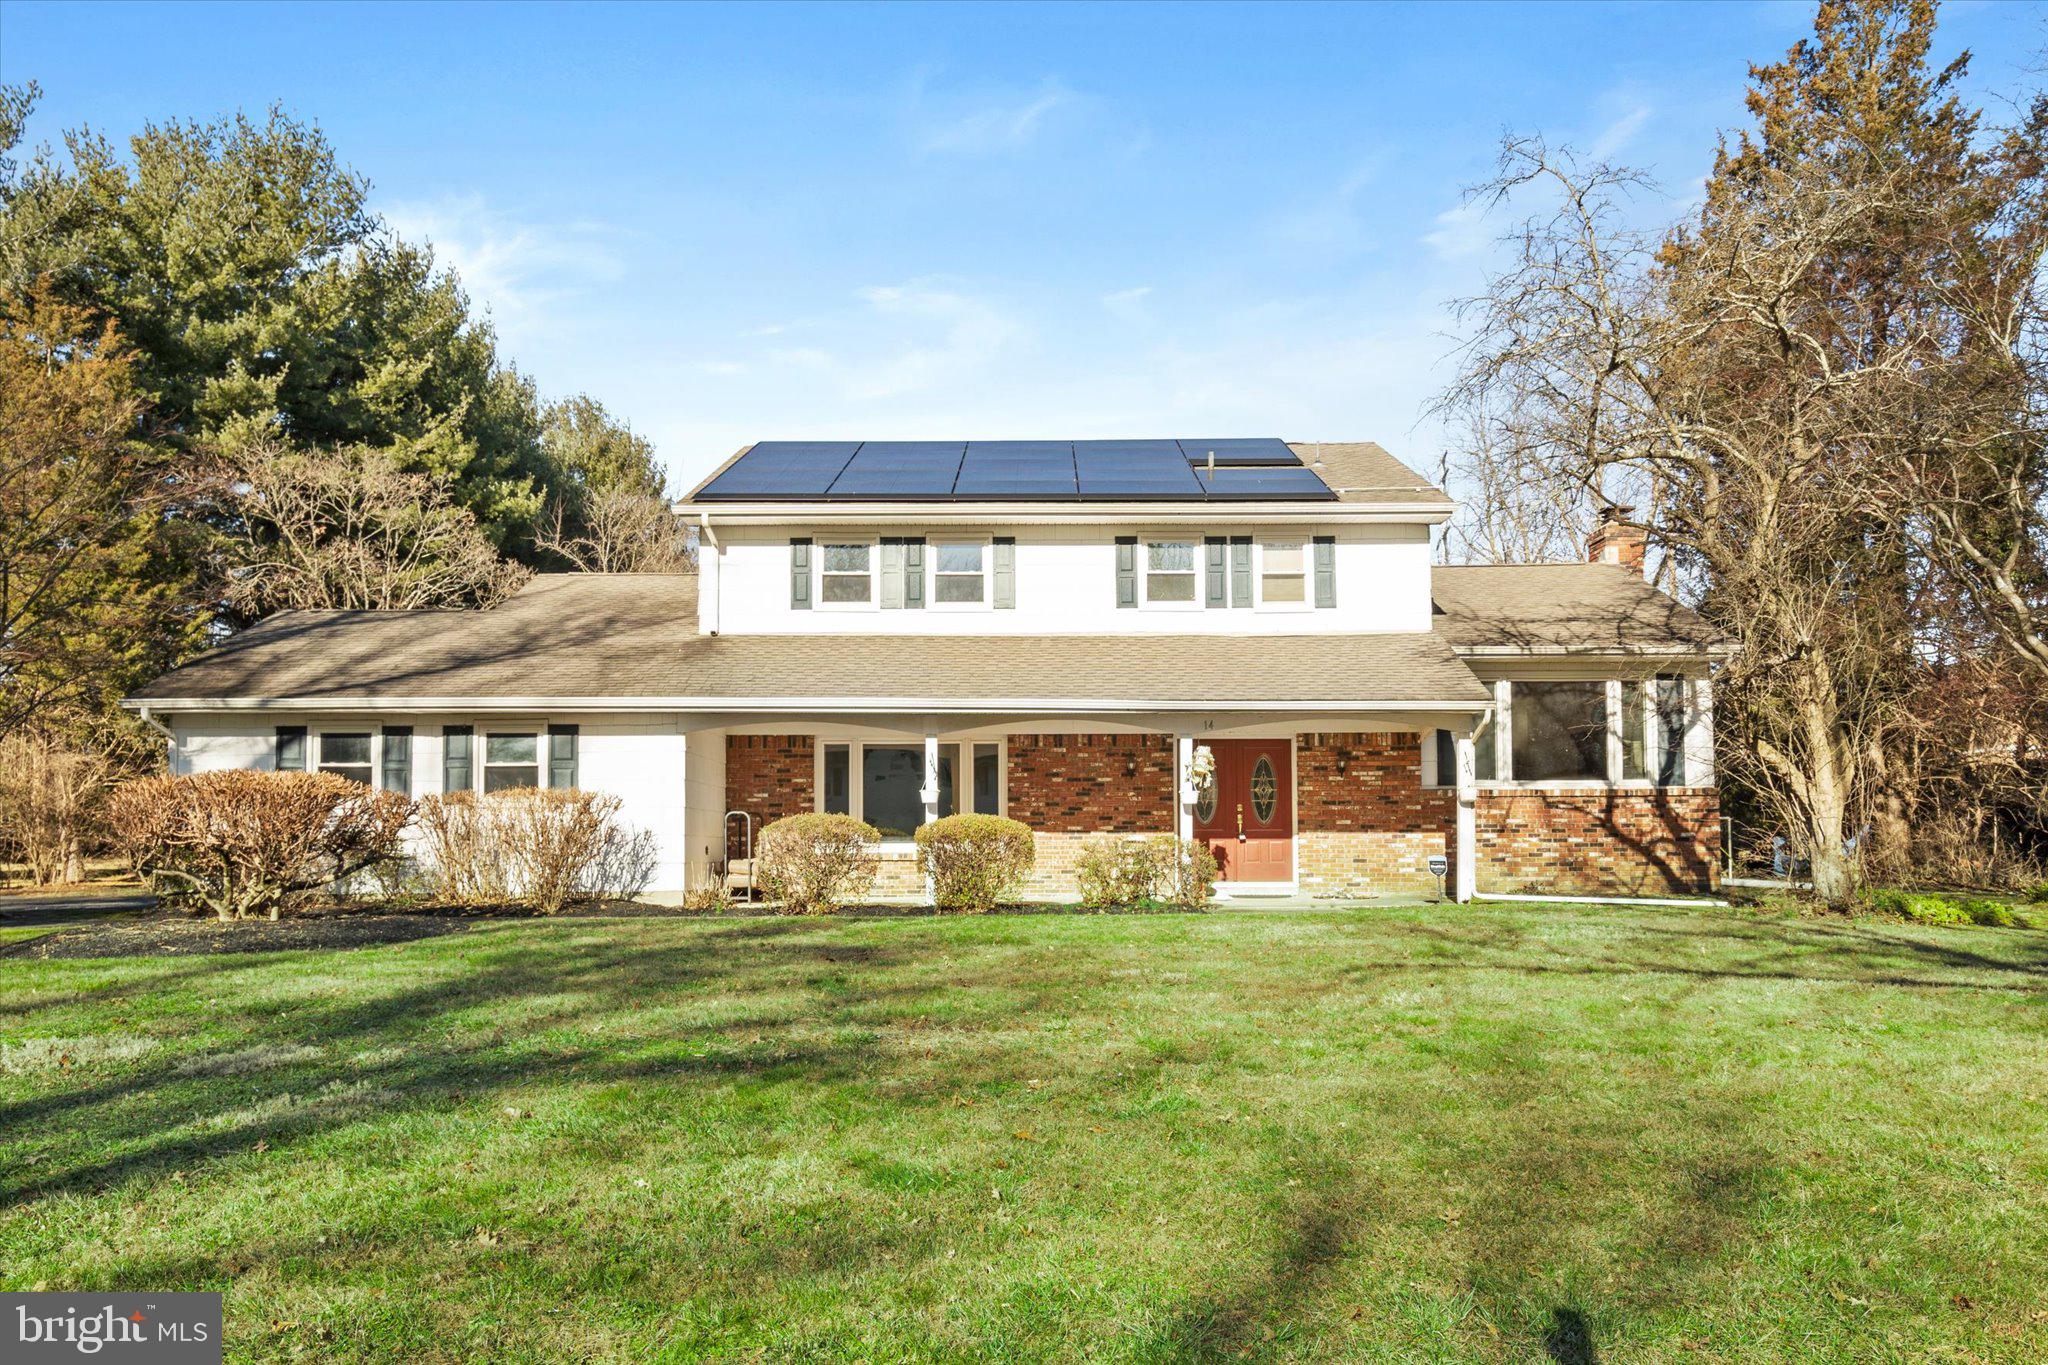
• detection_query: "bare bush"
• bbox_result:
[415,788,653,912]
[756,813,879,914]
[1074,836,1219,909]
[108,771,411,920]
[914,814,1034,912]
[0,730,123,884]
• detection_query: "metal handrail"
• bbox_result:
[723,810,754,902]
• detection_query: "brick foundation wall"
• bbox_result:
[1007,735,1175,901]
[725,735,813,859]
[1296,732,1455,897]
[1476,788,1720,895]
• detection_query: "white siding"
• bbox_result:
[169,713,695,894]
[705,522,1434,635]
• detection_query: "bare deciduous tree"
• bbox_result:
[534,483,695,574]
[227,439,527,615]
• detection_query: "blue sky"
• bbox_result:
[3,1,2041,492]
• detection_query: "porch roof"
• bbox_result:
[127,574,1491,710]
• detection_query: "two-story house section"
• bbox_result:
[127,438,1728,902]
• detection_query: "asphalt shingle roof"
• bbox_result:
[1431,563,1725,652]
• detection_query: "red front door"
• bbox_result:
[1193,739,1294,883]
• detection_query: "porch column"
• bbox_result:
[1175,732,1195,843]
[921,732,941,826]
[1454,727,1478,903]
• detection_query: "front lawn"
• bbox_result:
[3,905,2044,1362]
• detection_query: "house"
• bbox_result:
[124,439,1726,902]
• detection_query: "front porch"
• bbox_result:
[713,712,1722,905]
[715,713,1486,904]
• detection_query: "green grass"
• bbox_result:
[4,906,2045,1362]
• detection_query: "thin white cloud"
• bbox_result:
[907,72,1081,155]
[764,279,1027,402]
[1421,199,1495,262]
[1591,102,1653,159]
[1101,285,1153,325]
[1268,158,1384,255]
[381,194,627,346]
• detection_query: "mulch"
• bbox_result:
[7,897,1211,960]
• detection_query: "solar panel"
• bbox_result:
[1177,438,1300,467]
[1073,440,1206,498]
[828,442,967,498]
[1196,465,1336,500]
[694,441,860,499]
[955,441,1077,498]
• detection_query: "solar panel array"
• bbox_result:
[695,438,1335,502]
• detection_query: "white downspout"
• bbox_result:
[136,704,178,774]
[695,511,720,636]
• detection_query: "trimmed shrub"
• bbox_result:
[915,814,1034,912]
[108,770,411,921]
[415,788,655,912]
[757,813,879,914]
[1074,835,1218,909]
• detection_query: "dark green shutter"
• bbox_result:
[1313,535,1336,608]
[1205,537,1227,608]
[904,538,925,609]
[880,538,905,609]
[992,537,1015,609]
[1115,537,1137,608]
[1656,675,1686,786]
[790,539,812,610]
[379,726,412,794]
[275,726,307,772]
[1229,536,1252,607]
[443,726,473,793]
[548,725,579,790]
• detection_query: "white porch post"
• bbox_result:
[1454,727,1478,903]
[1175,732,1195,843]
[921,731,941,906]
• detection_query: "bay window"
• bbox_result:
[816,739,1005,836]
[1510,681,1608,782]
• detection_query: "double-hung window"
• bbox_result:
[817,740,1005,837]
[933,541,986,605]
[1260,539,1307,606]
[1145,541,1197,604]
[483,733,541,792]
[820,543,873,606]
[318,733,373,786]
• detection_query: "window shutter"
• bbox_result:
[1115,537,1137,608]
[549,725,579,790]
[1313,535,1336,608]
[1230,536,1252,607]
[904,538,925,609]
[443,726,473,793]
[1205,537,1227,608]
[790,538,812,610]
[380,726,413,795]
[1655,674,1687,786]
[880,538,906,609]
[275,726,307,772]
[993,537,1016,609]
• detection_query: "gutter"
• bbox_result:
[121,695,1498,716]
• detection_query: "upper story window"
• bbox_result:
[933,541,986,606]
[1145,540,1198,604]
[1260,539,1307,606]
[820,542,873,606]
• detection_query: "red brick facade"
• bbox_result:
[1475,788,1720,895]
[1005,733,1175,833]
[725,734,813,859]
[1296,732,1455,896]
[722,729,1720,900]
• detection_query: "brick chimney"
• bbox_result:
[1587,505,1646,574]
